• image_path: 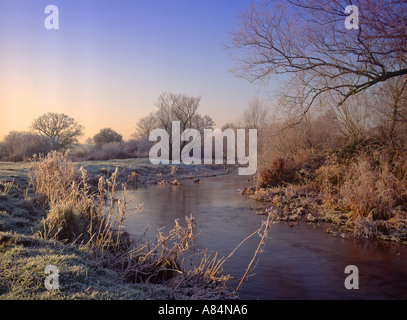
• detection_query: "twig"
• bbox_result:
[236,213,271,293]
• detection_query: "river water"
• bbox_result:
[123,173,407,300]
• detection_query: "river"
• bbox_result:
[122,172,407,300]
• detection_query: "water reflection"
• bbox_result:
[123,173,407,300]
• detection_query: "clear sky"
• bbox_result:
[0,0,267,140]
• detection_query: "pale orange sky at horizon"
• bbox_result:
[0,1,270,143]
[0,96,251,142]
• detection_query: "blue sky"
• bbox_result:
[0,0,268,139]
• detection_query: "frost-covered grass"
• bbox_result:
[0,232,176,300]
[76,157,227,189]
[0,155,233,300]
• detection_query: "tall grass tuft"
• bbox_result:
[339,155,407,220]
[29,151,77,204]
[315,152,407,220]
[0,179,15,196]
[29,151,140,253]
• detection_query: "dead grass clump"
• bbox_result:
[314,150,407,219]
[252,142,407,241]
[316,159,346,187]
[30,151,195,283]
[339,157,407,220]
[389,150,407,181]
[29,151,77,204]
[257,157,299,188]
[29,151,141,253]
[257,148,324,188]
[0,180,15,196]
[353,218,378,239]
[106,215,196,284]
[315,156,348,207]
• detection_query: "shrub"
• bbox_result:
[0,131,52,162]
[121,139,151,157]
[86,142,129,160]
[78,140,151,161]
[93,128,123,147]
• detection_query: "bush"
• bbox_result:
[260,113,339,164]
[76,140,151,161]
[0,131,52,162]
[93,128,123,147]
[86,142,129,160]
[121,139,151,157]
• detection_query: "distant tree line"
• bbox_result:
[0,92,216,162]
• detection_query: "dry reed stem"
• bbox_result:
[0,179,15,196]
[236,213,271,293]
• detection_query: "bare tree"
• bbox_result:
[221,122,238,131]
[154,92,204,133]
[31,112,84,151]
[133,112,159,140]
[228,0,407,122]
[135,92,215,160]
[193,114,216,133]
[155,93,177,133]
[323,88,374,140]
[242,97,269,132]
[169,93,201,132]
[371,76,407,148]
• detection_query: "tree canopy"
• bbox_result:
[228,0,407,120]
[31,112,84,151]
[93,128,123,147]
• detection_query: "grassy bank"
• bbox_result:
[0,154,234,300]
[241,148,407,245]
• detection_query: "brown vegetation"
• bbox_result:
[243,125,407,243]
